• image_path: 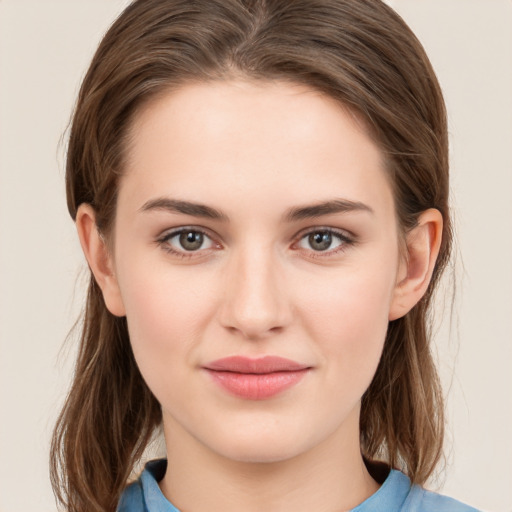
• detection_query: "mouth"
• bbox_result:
[203,356,311,400]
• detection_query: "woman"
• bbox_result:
[51,1,480,511]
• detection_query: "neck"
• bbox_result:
[159,411,379,512]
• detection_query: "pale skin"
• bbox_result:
[77,80,442,511]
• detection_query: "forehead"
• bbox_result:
[120,80,394,219]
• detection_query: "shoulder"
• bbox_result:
[394,470,481,512]
[405,484,481,512]
[352,468,481,512]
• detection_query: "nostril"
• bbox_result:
[220,313,287,340]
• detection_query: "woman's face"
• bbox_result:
[110,80,405,463]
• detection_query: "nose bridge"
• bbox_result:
[220,240,290,339]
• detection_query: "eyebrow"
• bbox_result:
[283,199,374,222]
[139,197,373,222]
[139,198,228,221]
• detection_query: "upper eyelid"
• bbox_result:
[159,225,217,241]
[156,227,220,255]
[292,227,355,255]
[294,226,354,241]
[157,227,219,258]
[156,225,354,251]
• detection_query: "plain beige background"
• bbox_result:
[0,1,511,511]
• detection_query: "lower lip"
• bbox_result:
[205,369,309,400]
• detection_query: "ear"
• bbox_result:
[389,208,443,321]
[75,204,126,317]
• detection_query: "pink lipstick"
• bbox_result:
[203,356,310,400]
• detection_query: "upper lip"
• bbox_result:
[204,356,310,374]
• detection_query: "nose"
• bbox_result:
[218,245,292,340]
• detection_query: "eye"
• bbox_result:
[159,228,216,254]
[296,229,351,253]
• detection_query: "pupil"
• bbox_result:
[309,232,332,251]
[180,231,203,251]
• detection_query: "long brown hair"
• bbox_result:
[51,1,451,510]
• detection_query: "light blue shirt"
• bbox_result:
[118,459,480,512]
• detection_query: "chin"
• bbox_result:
[208,424,316,465]
[219,442,303,465]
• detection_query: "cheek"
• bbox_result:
[298,260,397,382]
[115,256,218,385]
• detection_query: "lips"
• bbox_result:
[203,356,310,400]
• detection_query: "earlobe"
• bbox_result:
[75,204,126,317]
[389,208,443,321]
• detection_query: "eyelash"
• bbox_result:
[293,228,355,259]
[156,226,355,260]
[156,227,218,259]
